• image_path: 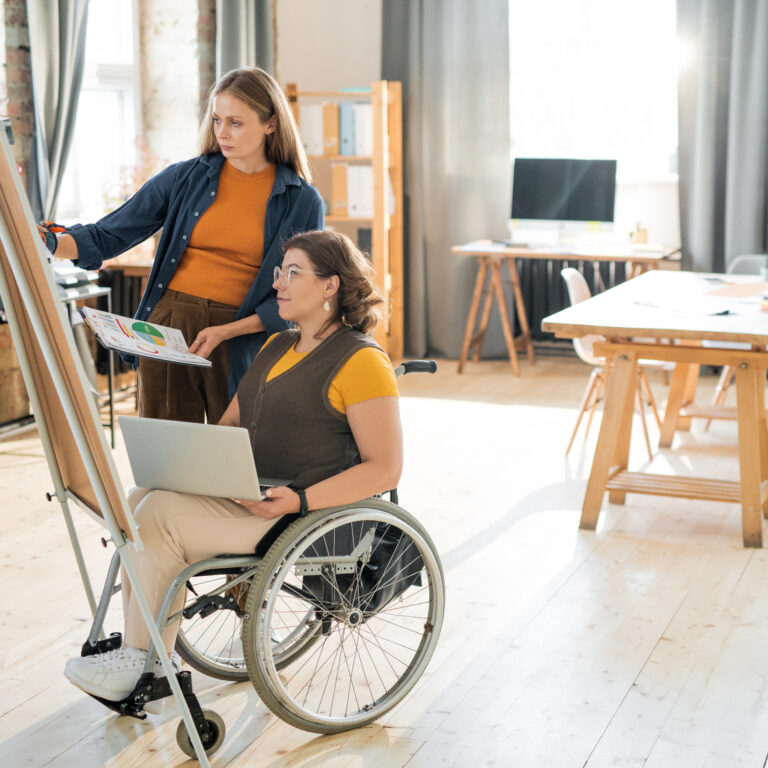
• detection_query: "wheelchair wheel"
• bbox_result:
[242,500,445,734]
[175,708,226,759]
[175,571,250,681]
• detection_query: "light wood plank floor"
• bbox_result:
[2,357,766,767]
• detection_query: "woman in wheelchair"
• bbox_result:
[63,230,405,707]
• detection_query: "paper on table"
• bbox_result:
[79,306,212,367]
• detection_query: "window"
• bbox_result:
[57,0,140,223]
[508,0,678,182]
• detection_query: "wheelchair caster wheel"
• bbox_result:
[175,709,226,758]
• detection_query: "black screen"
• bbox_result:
[511,158,617,223]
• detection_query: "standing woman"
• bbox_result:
[44,67,323,423]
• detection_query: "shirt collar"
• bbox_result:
[201,152,302,192]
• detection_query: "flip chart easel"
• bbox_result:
[0,131,212,765]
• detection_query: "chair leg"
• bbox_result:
[567,367,601,455]
[636,375,653,461]
[705,365,734,431]
[583,369,605,445]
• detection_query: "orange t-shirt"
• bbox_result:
[168,161,276,306]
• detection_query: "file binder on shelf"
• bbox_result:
[285,81,403,359]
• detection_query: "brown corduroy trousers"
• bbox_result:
[137,289,238,423]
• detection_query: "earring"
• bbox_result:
[323,299,330,312]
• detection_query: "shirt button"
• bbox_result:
[158,283,163,288]
[182,235,187,240]
[171,258,176,263]
[146,307,151,312]
[210,191,215,197]
[194,211,199,216]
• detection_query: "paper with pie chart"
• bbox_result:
[79,307,212,367]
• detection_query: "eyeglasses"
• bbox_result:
[273,265,323,286]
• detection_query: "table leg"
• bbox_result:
[676,363,701,432]
[735,363,763,547]
[505,257,535,365]
[581,351,637,529]
[490,261,520,376]
[607,357,640,505]
[755,365,768,517]
[659,362,692,448]
[457,258,488,374]
[472,268,496,363]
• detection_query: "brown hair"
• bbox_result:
[198,67,311,182]
[283,230,385,337]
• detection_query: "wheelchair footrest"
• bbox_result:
[86,669,195,720]
[81,632,122,657]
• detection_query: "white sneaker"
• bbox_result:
[64,646,182,710]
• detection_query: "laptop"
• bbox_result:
[119,416,265,501]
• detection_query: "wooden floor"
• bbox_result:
[2,356,767,767]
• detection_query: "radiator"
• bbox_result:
[513,257,627,343]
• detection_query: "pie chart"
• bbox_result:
[131,321,165,346]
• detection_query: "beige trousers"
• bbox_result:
[121,487,277,651]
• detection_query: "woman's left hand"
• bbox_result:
[189,326,228,358]
[234,486,301,520]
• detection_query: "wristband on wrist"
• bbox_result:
[294,487,309,515]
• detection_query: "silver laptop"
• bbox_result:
[119,416,264,501]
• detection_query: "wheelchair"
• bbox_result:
[78,361,445,760]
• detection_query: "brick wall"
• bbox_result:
[198,0,216,117]
[0,0,33,191]
[0,0,32,422]
[138,0,216,165]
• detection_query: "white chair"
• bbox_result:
[703,254,766,427]
[561,268,666,458]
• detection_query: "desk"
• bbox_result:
[453,241,677,374]
[542,271,768,548]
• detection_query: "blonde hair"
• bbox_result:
[198,67,311,182]
[283,230,385,337]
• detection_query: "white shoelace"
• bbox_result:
[85,647,180,673]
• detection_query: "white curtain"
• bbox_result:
[26,0,90,220]
[383,0,510,357]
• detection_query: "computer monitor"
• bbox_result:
[510,158,617,232]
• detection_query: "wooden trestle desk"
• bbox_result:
[453,241,674,374]
[542,270,768,548]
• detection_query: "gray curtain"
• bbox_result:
[216,0,274,77]
[677,0,768,272]
[383,0,510,357]
[26,0,89,221]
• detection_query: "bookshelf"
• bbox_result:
[285,81,404,360]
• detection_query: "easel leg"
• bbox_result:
[735,364,763,547]
[506,257,535,365]
[581,352,636,529]
[490,261,520,376]
[119,544,213,766]
[457,258,488,373]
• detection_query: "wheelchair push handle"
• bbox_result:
[394,360,438,378]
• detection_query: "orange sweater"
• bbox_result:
[168,161,276,306]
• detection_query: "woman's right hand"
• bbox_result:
[37,221,66,254]
[234,487,301,520]
[189,325,229,358]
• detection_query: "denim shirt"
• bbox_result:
[67,153,324,395]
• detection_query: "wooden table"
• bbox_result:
[542,270,768,547]
[453,241,676,374]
